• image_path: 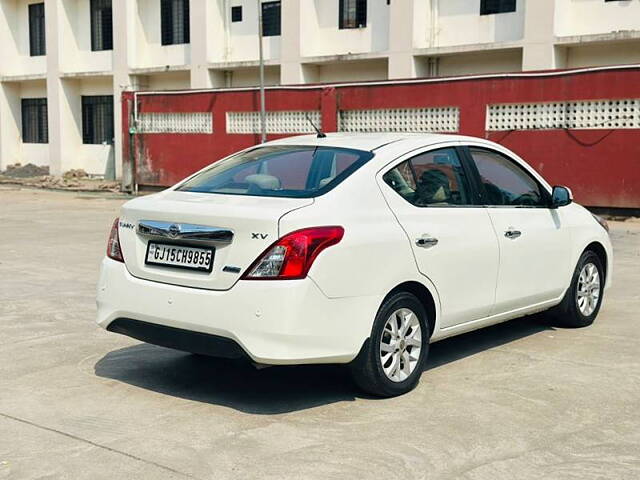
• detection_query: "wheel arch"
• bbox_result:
[383,281,438,338]
[584,241,608,281]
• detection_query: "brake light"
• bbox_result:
[107,218,124,263]
[243,226,344,280]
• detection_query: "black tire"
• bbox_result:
[349,292,430,397]
[548,250,605,328]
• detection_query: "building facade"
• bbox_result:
[1,0,639,178]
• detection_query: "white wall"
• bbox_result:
[134,0,191,68]
[565,41,640,69]
[304,58,388,83]
[145,71,191,90]
[423,0,525,48]
[18,80,48,165]
[0,82,21,169]
[21,143,49,166]
[300,0,390,57]
[75,76,113,175]
[0,79,49,170]
[226,0,281,62]
[555,0,640,37]
[60,0,112,73]
[436,49,523,76]
[229,66,280,87]
[0,0,48,76]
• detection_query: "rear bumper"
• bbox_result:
[96,258,379,364]
[107,318,249,359]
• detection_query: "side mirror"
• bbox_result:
[551,185,573,208]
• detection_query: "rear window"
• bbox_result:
[176,146,374,198]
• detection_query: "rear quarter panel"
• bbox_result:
[278,167,433,301]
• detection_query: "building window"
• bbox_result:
[90,0,113,51]
[480,0,516,15]
[21,98,48,144]
[261,1,281,37]
[29,3,46,56]
[161,0,190,45]
[339,0,367,29]
[231,5,242,22]
[82,96,114,145]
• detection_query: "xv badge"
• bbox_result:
[252,233,269,240]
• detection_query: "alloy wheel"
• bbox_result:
[379,308,422,382]
[577,262,601,317]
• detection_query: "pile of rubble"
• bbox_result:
[3,163,50,178]
[0,163,121,192]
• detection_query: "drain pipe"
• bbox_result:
[428,0,439,77]
[429,0,438,48]
[257,0,267,143]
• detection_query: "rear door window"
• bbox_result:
[383,147,473,206]
[177,146,373,198]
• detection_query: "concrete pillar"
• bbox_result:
[112,0,138,181]
[388,0,417,79]
[522,0,564,71]
[0,2,20,170]
[280,0,303,85]
[190,0,214,88]
[46,0,68,175]
[0,82,21,170]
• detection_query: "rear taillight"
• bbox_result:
[242,226,344,280]
[107,218,124,263]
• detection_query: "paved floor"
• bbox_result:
[1,186,639,480]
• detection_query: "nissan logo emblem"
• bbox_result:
[168,224,180,238]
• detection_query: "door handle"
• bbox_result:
[504,228,522,239]
[416,236,439,248]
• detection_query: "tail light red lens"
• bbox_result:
[243,226,344,280]
[107,218,124,263]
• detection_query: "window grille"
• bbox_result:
[82,96,114,144]
[261,1,281,37]
[138,112,213,134]
[486,99,640,131]
[21,98,48,144]
[91,0,113,51]
[231,6,242,22]
[161,0,190,45]
[29,3,46,56]
[226,111,321,134]
[338,108,460,133]
[480,0,516,15]
[339,0,367,29]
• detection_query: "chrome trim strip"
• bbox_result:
[137,220,234,244]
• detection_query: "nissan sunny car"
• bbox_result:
[97,133,612,397]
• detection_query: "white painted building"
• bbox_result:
[0,0,639,178]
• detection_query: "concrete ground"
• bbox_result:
[1,186,639,480]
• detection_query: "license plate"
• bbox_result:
[145,242,214,272]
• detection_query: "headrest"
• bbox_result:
[418,169,451,204]
[318,176,334,188]
[245,174,281,190]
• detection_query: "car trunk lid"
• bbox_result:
[118,190,313,290]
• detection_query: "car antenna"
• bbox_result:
[305,112,326,138]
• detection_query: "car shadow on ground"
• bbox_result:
[94,314,554,415]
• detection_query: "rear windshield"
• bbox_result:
[176,145,374,198]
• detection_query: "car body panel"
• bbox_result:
[97,133,613,365]
[118,190,313,290]
[374,143,500,327]
[97,258,380,364]
[486,207,573,314]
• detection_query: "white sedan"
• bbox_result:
[97,133,612,397]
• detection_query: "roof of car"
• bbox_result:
[265,132,488,152]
